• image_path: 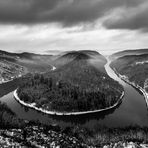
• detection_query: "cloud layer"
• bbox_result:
[103,1,148,32]
[0,0,148,55]
[0,0,147,31]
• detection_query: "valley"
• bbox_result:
[16,51,123,114]
[0,49,148,147]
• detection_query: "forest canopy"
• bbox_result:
[18,58,123,112]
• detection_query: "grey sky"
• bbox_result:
[0,0,148,55]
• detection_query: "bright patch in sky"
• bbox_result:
[0,24,148,55]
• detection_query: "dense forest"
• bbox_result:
[18,57,123,112]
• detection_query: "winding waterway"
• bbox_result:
[0,58,148,129]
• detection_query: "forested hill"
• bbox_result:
[0,50,53,73]
[45,50,108,90]
[53,50,107,73]
[18,50,123,112]
[110,53,148,89]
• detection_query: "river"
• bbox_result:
[0,58,148,129]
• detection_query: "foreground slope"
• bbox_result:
[17,50,123,113]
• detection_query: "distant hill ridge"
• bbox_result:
[53,50,106,68]
[0,50,53,73]
[0,50,52,59]
[60,51,91,60]
[111,48,148,60]
[0,49,107,72]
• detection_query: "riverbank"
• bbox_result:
[0,79,13,84]
[0,76,21,84]
[14,89,124,116]
[51,65,56,71]
[112,68,148,107]
[0,74,23,85]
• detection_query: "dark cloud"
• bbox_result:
[0,0,146,27]
[103,3,148,32]
[0,0,61,23]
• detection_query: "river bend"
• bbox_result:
[0,58,148,129]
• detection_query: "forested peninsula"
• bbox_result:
[17,51,123,114]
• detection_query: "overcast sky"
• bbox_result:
[0,0,148,55]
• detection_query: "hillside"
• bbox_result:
[110,48,148,60]
[110,53,148,91]
[17,51,123,113]
[0,49,107,83]
[53,50,107,73]
[0,50,52,77]
[0,59,26,83]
